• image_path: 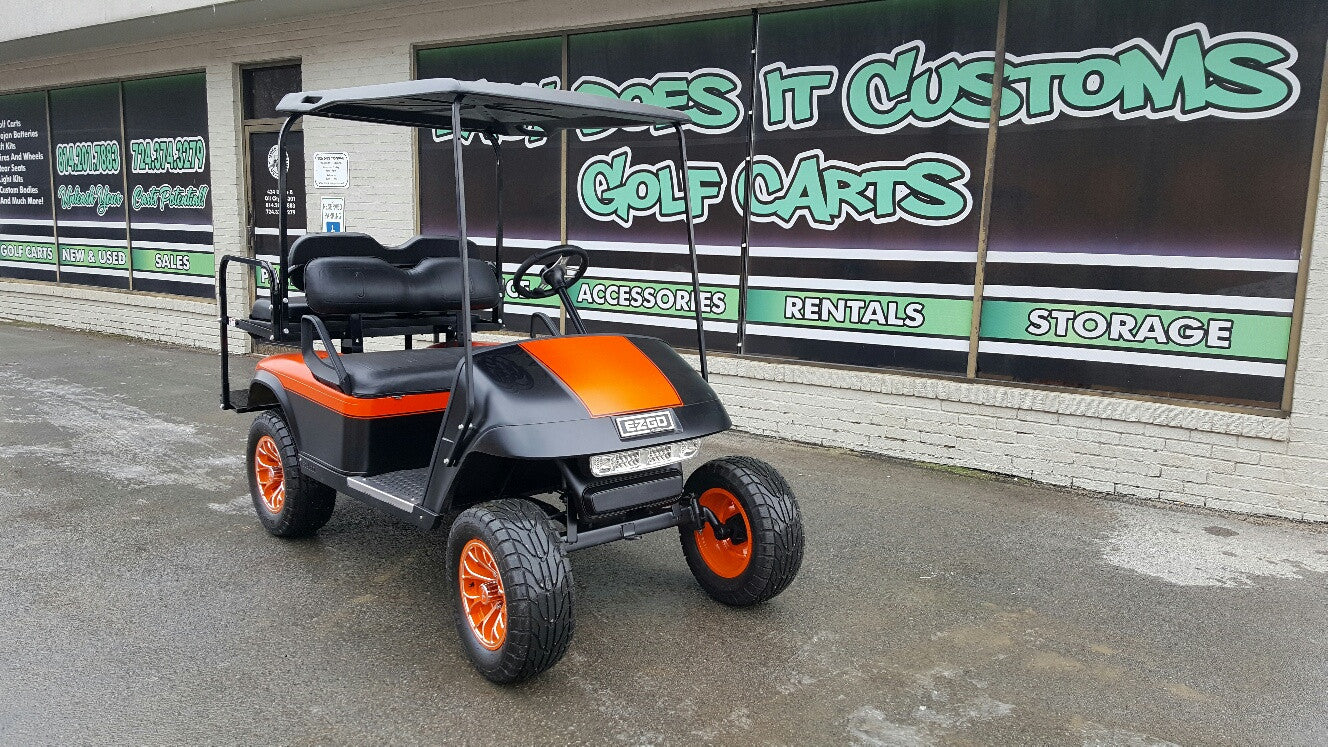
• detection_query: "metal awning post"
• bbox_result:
[675,124,708,380]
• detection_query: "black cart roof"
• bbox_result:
[276,77,691,134]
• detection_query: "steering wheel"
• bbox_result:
[512,244,589,299]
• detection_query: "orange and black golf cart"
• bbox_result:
[217,79,804,683]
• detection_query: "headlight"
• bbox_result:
[589,439,700,478]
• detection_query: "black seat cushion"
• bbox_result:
[311,347,467,397]
[303,256,501,315]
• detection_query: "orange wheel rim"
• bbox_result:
[694,488,752,578]
[253,435,285,514]
[459,539,507,651]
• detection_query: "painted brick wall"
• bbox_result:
[0,280,216,347]
[1,0,1326,522]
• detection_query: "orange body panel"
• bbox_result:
[519,336,682,417]
[255,353,451,418]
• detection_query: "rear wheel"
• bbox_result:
[247,410,336,537]
[681,456,804,606]
[447,500,574,683]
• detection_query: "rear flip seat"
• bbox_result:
[300,254,503,397]
[249,297,309,322]
[249,232,476,323]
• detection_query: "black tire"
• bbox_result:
[680,456,804,606]
[447,500,574,684]
[247,410,336,538]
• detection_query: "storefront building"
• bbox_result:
[3,0,1327,520]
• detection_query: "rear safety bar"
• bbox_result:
[218,255,277,411]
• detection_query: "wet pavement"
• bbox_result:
[1,321,1326,746]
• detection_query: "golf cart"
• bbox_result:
[217,78,804,683]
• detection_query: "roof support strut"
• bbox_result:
[491,137,504,327]
[452,99,477,429]
[675,124,708,381]
[274,114,299,336]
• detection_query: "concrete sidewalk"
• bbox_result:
[0,321,1325,746]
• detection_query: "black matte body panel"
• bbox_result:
[461,335,728,459]
[467,400,728,459]
[423,335,730,513]
[285,391,444,475]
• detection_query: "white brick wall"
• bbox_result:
[1,0,1326,522]
[0,280,216,347]
[702,355,1326,521]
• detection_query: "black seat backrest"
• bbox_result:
[302,256,501,316]
[287,232,474,289]
[394,235,465,260]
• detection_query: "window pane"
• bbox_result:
[242,64,301,120]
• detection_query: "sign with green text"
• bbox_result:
[566,16,752,351]
[411,0,1328,410]
[124,73,213,297]
[0,91,57,283]
[742,0,998,371]
[978,0,1328,407]
[50,83,130,290]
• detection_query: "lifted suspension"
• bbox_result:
[689,496,748,544]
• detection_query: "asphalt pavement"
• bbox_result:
[1,321,1326,746]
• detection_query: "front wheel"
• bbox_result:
[447,500,574,684]
[680,456,805,606]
